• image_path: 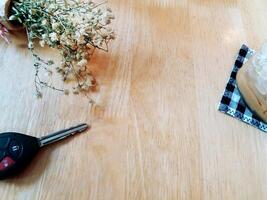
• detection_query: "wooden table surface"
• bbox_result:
[1,0,267,199]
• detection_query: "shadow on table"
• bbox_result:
[8,29,28,48]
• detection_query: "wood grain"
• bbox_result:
[1,0,267,199]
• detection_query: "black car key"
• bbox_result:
[0,123,89,179]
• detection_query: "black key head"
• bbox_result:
[0,132,40,179]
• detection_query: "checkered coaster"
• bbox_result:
[218,44,267,132]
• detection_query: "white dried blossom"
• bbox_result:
[28,41,34,49]
[39,40,45,47]
[77,59,87,68]
[49,32,58,42]
[41,34,48,41]
[41,19,47,25]
[52,22,60,31]
[47,4,57,12]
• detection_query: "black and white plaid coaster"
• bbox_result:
[218,44,267,132]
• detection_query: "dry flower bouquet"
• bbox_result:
[0,0,115,97]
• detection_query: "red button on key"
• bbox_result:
[0,157,15,170]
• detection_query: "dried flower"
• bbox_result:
[77,59,88,68]
[41,19,47,26]
[39,40,45,47]
[28,41,34,49]
[5,0,115,97]
[49,32,58,42]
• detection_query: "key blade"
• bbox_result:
[39,123,89,147]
